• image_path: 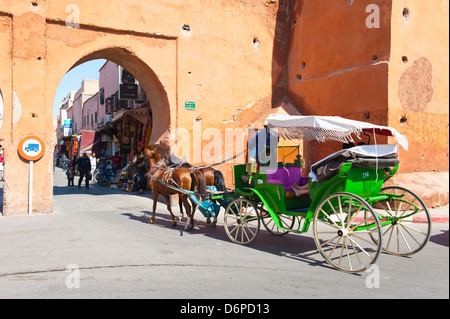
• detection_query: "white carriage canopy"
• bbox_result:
[265,114,409,151]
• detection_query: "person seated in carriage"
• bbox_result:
[247,120,279,167]
[242,121,310,196]
[241,120,279,184]
[290,182,309,196]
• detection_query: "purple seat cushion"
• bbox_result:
[287,166,309,186]
[266,168,290,192]
[266,166,309,193]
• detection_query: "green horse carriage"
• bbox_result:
[219,114,431,273]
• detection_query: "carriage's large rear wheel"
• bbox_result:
[313,192,382,273]
[224,198,260,245]
[371,186,431,256]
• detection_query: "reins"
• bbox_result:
[164,149,247,171]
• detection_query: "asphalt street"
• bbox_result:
[0,167,448,300]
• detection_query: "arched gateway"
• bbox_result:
[0,10,179,215]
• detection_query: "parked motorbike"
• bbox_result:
[96,168,117,186]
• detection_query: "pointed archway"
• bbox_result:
[57,47,172,149]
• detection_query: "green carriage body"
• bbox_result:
[233,154,399,234]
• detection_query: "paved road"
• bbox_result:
[0,167,448,300]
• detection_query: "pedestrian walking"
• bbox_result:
[0,148,4,181]
[89,152,97,175]
[66,164,75,189]
[74,151,92,189]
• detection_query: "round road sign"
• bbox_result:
[18,136,45,161]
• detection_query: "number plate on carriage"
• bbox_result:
[348,168,377,182]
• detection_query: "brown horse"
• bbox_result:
[165,154,226,226]
[145,148,207,230]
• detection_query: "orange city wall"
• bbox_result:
[286,0,449,171]
[0,0,288,215]
[388,0,449,173]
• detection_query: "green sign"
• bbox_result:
[185,101,196,111]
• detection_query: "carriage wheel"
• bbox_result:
[371,186,431,256]
[224,198,260,245]
[313,192,382,273]
[260,209,295,236]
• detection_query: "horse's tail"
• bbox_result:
[190,170,207,196]
[213,169,226,191]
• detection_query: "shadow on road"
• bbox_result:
[125,205,336,272]
[53,184,149,197]
[430,229,449,247]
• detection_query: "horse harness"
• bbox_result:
[147,161,209,201]
[148,161,181,189]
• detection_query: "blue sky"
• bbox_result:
[53,59,106,118]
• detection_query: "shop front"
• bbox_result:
[111,107,152,164]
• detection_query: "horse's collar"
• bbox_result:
[149,160,165,175]
[149,166,158,175]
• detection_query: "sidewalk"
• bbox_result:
[386,171,449,208]
[385,171,449,223]
[427,204,449,223]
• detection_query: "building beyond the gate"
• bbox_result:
[0,0,448,215]
[55,61,151,161]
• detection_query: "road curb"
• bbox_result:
[430,216,449,223]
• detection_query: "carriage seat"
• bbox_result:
[310,144,400,183]
[266,166,309,195]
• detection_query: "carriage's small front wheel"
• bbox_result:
[260,209,295,236]
[224,198,260,245]
[371,186,431,256]
[313,192,382,273]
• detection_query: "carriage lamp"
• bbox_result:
[246,157,258,173]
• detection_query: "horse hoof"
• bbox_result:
[148,218,155,224]
[172,221,177,227]
[211,223,216,228]
[206,218,211,224]
[185,224,194,231]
